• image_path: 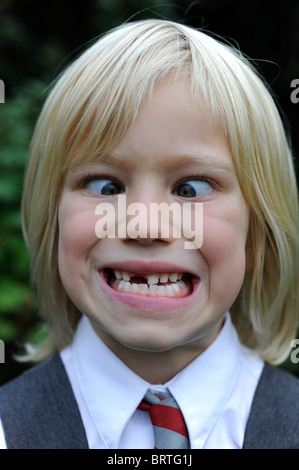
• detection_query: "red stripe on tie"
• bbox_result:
[138,402,151,412]
[150,404,188,438]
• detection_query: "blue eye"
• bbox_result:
[86,178,124,196]
[175,179,213,198]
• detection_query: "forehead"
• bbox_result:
[103,79,234,173]
[67,78,235,181]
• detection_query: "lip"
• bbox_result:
[97,260,201,311]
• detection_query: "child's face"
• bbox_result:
[58,79,250,366]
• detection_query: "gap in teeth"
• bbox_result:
[113,269,183,285]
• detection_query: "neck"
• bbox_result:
[92,322,222,384]
[112,343,204,383]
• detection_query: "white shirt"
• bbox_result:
[0,313,263,449]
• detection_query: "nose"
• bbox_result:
[118,189,180,246]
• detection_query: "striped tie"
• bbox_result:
[138,390,190,449]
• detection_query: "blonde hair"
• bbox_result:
[22,19,299,363]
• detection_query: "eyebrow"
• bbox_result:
[101,152,235,174]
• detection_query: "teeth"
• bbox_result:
[112,269,184,285]
[147,275,159,285]
[131,283,139,294]
[139,284,148,295]
[166,285,175,296]
[159,274,168,283]
[122,272,131,281]
[116,280,186,297]
[149,284,158,295]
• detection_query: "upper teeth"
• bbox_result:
[113,270,183,285]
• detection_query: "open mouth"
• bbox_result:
[103,268,195,299]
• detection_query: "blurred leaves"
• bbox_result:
[0,76,47,383]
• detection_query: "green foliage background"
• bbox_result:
[0,0,299,384]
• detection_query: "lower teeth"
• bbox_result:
[116,279,186,297]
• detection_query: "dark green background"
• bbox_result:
[0,0,299,384]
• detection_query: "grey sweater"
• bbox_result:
[0,354,298,449]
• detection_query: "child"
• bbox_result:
[0,19,299,449]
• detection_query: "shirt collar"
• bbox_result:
[72,317,149,449]
[165,313,241,448]
[72,313,241,449]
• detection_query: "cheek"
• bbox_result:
[202,206,249,282]
[58,210,99,271]
[200,218,247,312]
